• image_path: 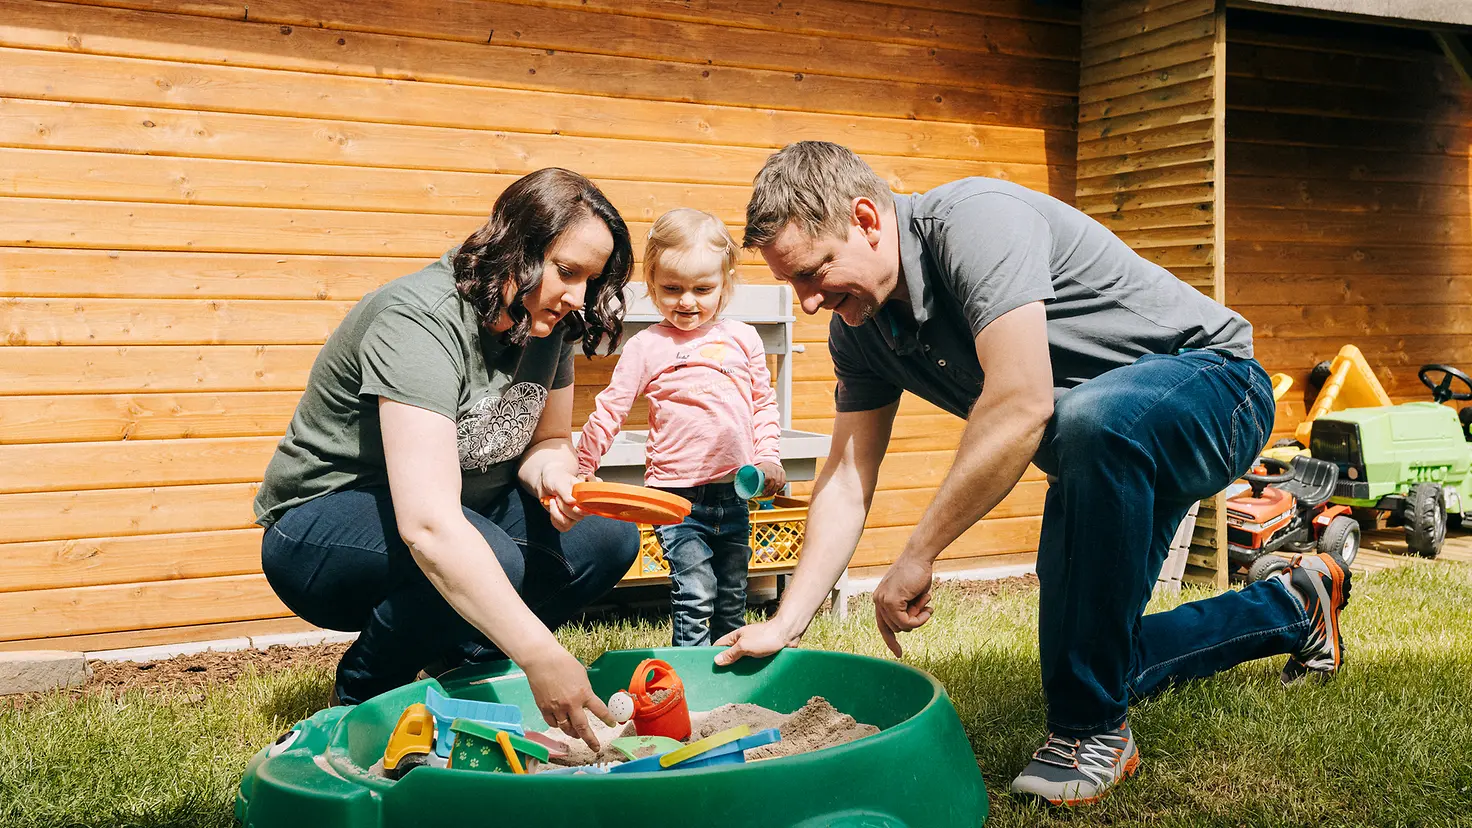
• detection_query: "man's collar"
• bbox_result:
[892,193,933,328]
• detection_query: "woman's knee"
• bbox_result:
[261,525,377,632]
[564,515,640,583]
[605,519,641,575]
[260,490,400,631]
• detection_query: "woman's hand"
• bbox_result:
[522,647,615,751]
[538,466,590,532]
[756,461,787,497]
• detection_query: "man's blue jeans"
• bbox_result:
[1031,350,1308,738]
[260,486,638,705]
[653,483,753,647]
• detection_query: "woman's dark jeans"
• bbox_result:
[261,485,639,704]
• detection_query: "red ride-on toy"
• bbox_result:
[1226,455,1360,582]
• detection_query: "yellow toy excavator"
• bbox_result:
[1294,344,1392,445]
[1262,344,1391,462]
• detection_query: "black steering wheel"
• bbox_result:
[1419,364,1472,404]
[1242,456,1293,498]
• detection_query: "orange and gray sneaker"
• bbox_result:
[1278,552,1352,684]
[1009,723,1140,806]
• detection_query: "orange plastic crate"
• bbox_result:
[622,496,808,583]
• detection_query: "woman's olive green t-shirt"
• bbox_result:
[253,250,574,527]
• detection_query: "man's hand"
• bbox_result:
[713,618,803,666]
[756,461,787,497]
[872,554,936,657]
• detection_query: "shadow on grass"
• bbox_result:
[258,675,332,726]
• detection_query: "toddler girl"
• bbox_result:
[576,208,785,646]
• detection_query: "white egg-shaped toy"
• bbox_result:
[608,691,635,724]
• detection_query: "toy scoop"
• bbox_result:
[609,735,683,762]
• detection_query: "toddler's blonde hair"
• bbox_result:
[644,208,740,313]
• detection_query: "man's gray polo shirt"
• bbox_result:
[829,177,1254,417]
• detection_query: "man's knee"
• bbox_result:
[1048,387,1159,483]
[1051,387,1126,451]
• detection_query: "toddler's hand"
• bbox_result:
[756,462,787,497]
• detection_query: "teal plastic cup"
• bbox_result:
[733,464,765,500]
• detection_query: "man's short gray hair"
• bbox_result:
[742,141,894,249]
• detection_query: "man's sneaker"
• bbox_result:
[1009,724,1140,806]
[1278,552,1352,684]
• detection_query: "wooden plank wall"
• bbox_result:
[1224,9,1472,442]
[1076,0,1229,587]
[0,0,1080,650]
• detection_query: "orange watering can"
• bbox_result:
[629,658,691,741]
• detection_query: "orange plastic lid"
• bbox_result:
[571,482,692,526]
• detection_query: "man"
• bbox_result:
[714,142,1351,805]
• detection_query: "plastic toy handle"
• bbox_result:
[659,725,751,768]
[629,658,675,697]
[496,730,526,775]
[734,728,782,752]
[1270,373,1293,403]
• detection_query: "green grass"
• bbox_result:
[4,564,1472,827]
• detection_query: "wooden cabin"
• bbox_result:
[1,0,1469,652]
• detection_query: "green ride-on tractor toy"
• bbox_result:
[1226,455,1360,582]
[1305,364,1472,558]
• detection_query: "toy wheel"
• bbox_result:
[1404,483,1446,558]
[386,752,429,780]
[1247,555,1291,583]
[1309,360,1333,388]
[1450,512,1464,531]
[1418,364,1472,404]
[1317,515,1360,566]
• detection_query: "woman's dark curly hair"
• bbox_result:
[453,168,632,357]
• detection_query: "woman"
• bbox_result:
[255,168,638,749]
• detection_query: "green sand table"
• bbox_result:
[236,647,987,827]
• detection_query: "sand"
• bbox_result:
[695,696,878,760]
[552,719,641,766]
[541,695,878,769]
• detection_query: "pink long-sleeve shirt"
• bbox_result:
[576,318,783,487]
